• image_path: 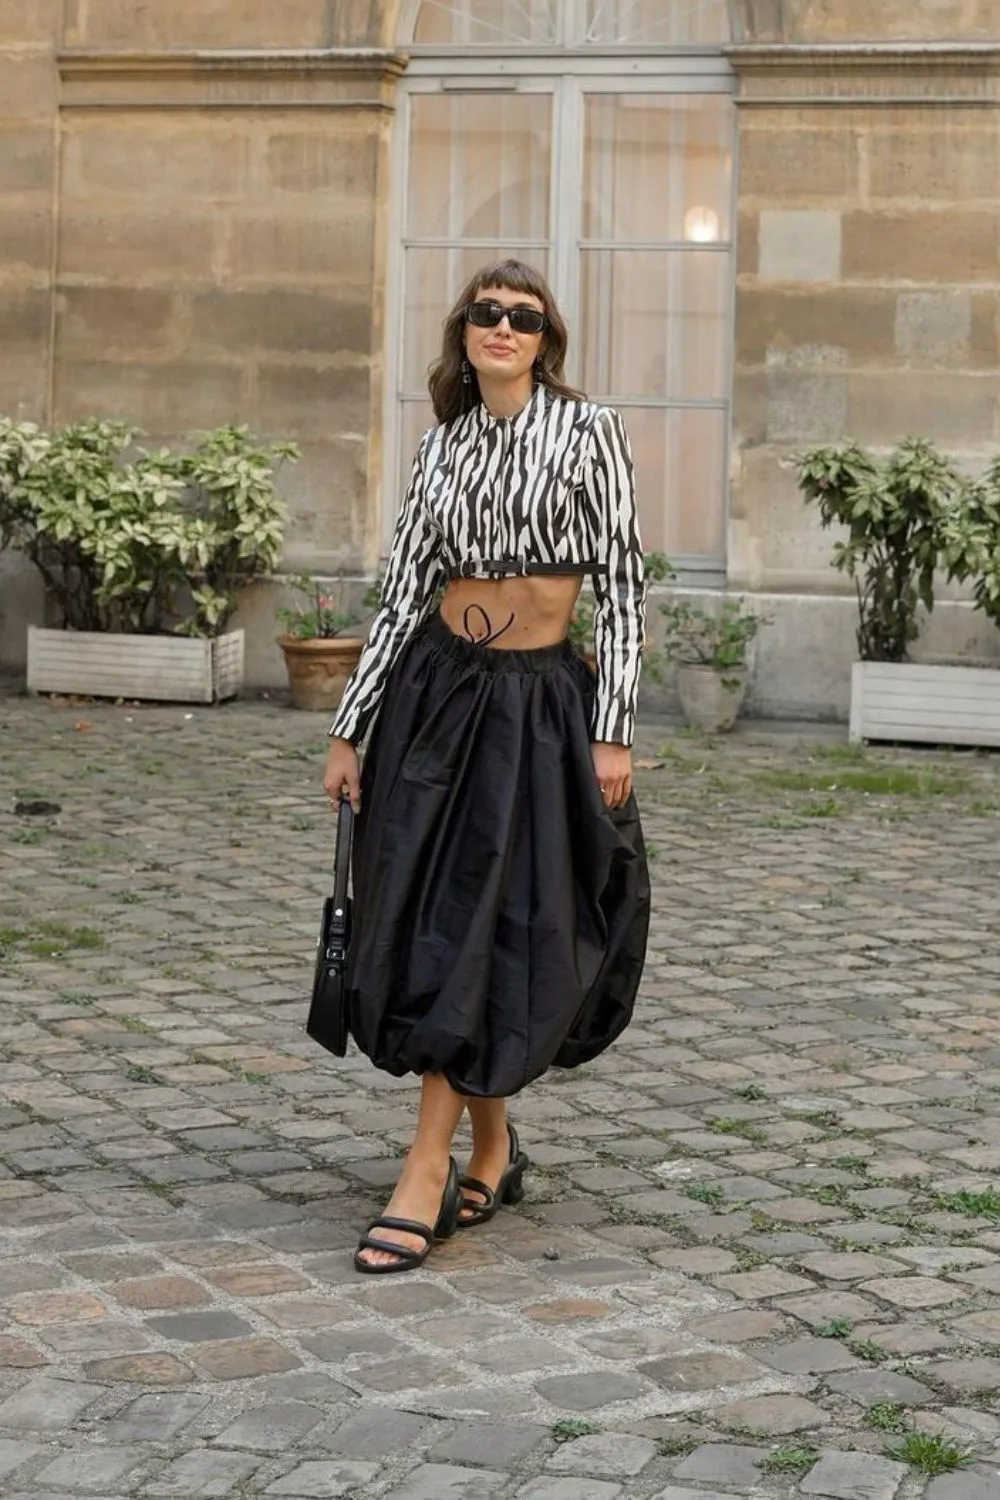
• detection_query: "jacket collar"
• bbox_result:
[471,381,548,439]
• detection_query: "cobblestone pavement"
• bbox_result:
[3,690,1000,1499]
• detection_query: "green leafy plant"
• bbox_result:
[550,1418,601,1443]
[162,424,297,637]
[932,1186,1000,1219]
[884,1430,971,1475]
[656,1435,699,1458]
[795,437,963,662]
[277,573,365,640]
[867,1402,909,1433]
[848,1337,889,1363]
[760,1445,819,1476]
[735,1083,766,1101]
[684,1182,725,1206]
[941,454,1000,633]
[0,418,297,637]
[655,597,769,674]
[816,1318,853,1338]
[804,798,841,819]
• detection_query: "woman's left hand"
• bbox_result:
[591,741,632,810]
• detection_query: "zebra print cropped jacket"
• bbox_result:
[329,384,646,747]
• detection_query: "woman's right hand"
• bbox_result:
[324,737,362,814]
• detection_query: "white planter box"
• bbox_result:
[850,659,1000,748]
[26,626,244,704]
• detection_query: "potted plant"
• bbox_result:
[793,437,993,746]
[656,596,769,733]
[277,573,377,712]
[0,418,297,704]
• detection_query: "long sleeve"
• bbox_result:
[329,433,443,744]
[585,407,645,746]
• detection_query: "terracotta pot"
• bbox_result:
[676,663,748,734]
[278,634,364,712]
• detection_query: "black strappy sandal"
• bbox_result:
[457,1122,530,1229]
[354,1158,460,1275]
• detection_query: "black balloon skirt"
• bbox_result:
[345,611,650,1098]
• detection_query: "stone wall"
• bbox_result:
[784,0,999,42]
[62,0,391,49]
[0,1,59,664]
[1,4,403,678]
[725,30,1000,716]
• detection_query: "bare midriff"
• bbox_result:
[440,574,583,650]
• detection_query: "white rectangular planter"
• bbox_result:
[26,626,244,704]
[850,659,1000,748]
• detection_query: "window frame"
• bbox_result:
[383,3,737,585]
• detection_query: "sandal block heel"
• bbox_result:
[458,1123,531,1228]
[502,1167,526,1206]
[502,1150,529,1205]
[434,1159,461,1239]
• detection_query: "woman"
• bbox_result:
[323,259,650,1274]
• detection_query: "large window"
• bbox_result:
[389,0,735,576]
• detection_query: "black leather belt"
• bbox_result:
[444,559,596,581]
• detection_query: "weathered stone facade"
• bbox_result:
[1,1,998,717]
[730,5,1000,715]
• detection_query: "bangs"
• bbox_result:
[474,260,548,306]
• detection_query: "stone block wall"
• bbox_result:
[785,0,999,42]
[53,83,392,569]
[0,3,403,676]
[62,0,392,49]
[727,33,1000,705]
[0,1,59,662]
[0,0,57,423]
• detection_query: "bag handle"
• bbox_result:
[332,795,353,910]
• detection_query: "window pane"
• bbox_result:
[584,0,730,44]
[583,94,733,243]
[580,249,730,402]
[403,246,551,391]
[408,94,551,241]
[397,398,437,508]
[414,0,558,44]
[412,0,729,45]
[626,406,727,558]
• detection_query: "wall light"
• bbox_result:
[684,206,720,243]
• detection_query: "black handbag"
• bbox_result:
[306,796,353,1057]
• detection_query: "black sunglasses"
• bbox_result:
[466,299,547,336]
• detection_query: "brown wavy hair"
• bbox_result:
[427,259,585,425]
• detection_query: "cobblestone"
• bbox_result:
[381,1463,508,1498]
[105,1391,211,1442]
[29,1444,148,1492]
[0,1440,45,1480]
[211,1400,325,1450]
[544,1432,658,1476]
[4,696,1000,1497]
[145,1447,262,1495]
[264,1459,381,1495]
[799,1451,907,1498]
[673,1444,765,1486]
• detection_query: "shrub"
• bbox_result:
[0,418,297,637]
[794,437,964,662]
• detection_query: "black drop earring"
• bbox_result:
[461,358,473,385]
